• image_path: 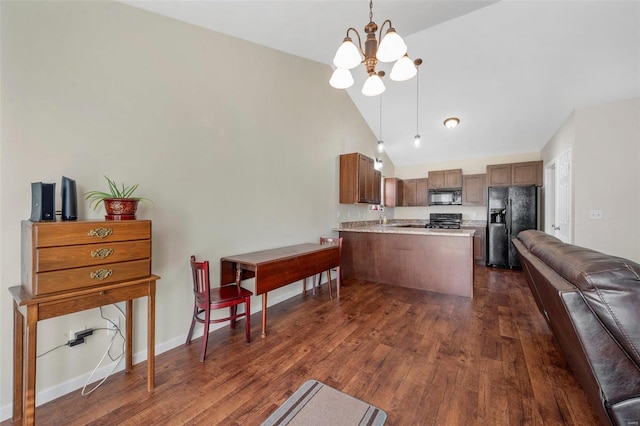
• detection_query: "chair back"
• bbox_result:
[320,237,343,256]
[190,255,211,309]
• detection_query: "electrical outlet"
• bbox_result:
[107,317,120,335]
[589,209,603,220]
[69,328,85,341]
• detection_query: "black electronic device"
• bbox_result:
[61,176,78,221]
[30,182,56,222]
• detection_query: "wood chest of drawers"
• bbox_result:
[21,220,152,297]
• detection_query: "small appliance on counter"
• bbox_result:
[425,213,462,229]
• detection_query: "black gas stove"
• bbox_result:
[425,213,462,229]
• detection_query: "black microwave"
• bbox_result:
[428,189,462,205]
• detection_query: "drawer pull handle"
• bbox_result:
[91,248,114,259]
[90,269,113,280]
[88,228,113,238]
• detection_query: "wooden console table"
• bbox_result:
[13,219,159,425]
[10,275,159,425]
[220,243,340,338]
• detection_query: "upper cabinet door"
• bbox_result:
[340,153,377,204]
[486,164,511,187]
[511,161,543,186]
[428,169,462,189]
[486,161,543,187]
[462,174,487,206]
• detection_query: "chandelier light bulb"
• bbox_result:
[414,134,421,148]
[390,54,417,81]
[329,68,354,89]
[377,140,384,153]
[376,29,407,63]
[362,74,386,96]
[332,38,362,69]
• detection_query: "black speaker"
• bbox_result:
[61,176,78,221]
[31,182,56,222]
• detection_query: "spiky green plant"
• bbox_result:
[84,176,152,211]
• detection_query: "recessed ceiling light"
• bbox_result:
[444,117,460,129]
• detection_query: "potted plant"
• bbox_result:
[84,176,152,220]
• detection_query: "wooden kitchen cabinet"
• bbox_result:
[462,174,487,206]
[340,153,377,204]
[373,170,381,205]
[403,179,417,206]
[486,161,543,187]
[384,177,404,207]
[400,178,429,206]
[416,178,429,206]
[428,169,462,189]
[462,225,486,264]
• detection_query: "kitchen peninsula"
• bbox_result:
[336,222,475,298]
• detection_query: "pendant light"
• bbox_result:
[329,0,421,96]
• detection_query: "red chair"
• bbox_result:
[186,255,252,362]
[303,237,343,299]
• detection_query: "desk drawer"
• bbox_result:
[37,281,153,320]
[34,259,151,296]
[27,220,151,247]
[36,240,150,272]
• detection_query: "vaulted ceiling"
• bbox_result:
[122,1,640,166]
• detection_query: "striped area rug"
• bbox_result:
[261,380,387,426]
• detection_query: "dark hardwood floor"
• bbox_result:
[5,266,600,425]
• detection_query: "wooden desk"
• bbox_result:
[10,275,159,425]
[220,243,340,338]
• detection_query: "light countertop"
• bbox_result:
[334,223,476,237]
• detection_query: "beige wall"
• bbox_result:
[0,1,380,416]
[389,152,541,221]
[542,98,640,261]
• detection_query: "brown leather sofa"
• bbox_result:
[512,230,640,425]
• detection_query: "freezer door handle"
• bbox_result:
[505,199,512,235]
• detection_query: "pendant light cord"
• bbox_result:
[416,69,419,135]
[379,95,383,140]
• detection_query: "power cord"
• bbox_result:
[81,305,127,396]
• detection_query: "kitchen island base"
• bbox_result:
[339,230,474,298]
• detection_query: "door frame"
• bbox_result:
[544,149,572,243]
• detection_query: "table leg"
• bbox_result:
[336,266,341,298]
[147,281,156,391]
[24,304,38,426]
[126,299,133,371]
[261,294,268,338]
[13,301,24,422]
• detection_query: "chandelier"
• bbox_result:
[329,0,421,96]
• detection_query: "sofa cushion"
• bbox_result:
[516,230,640,369]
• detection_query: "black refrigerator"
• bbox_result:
[487,186,538,269]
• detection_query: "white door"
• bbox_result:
[556,149,572,243]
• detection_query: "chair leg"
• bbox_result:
[244,298,251,343]
[312,274,317,295]
[230,306,237,329]
[186,305,198,345]
[200,310,211,363]
[327,270,333,299]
